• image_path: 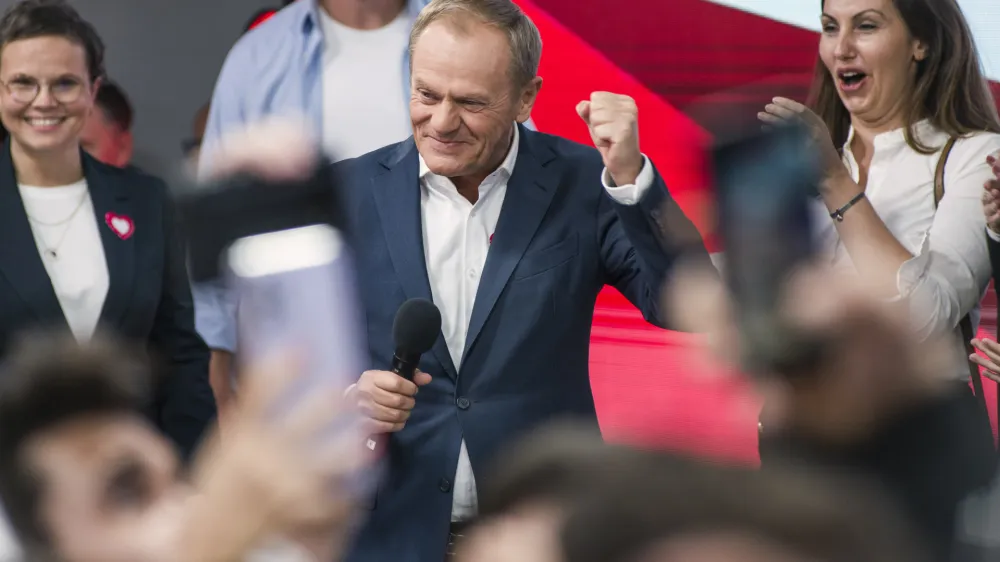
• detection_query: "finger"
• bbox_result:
[764,103,798,120]
[576,101,590,123]
[987,152,997,166]
[366,386,416,410]
[980,368,1000,385]
[359,400,412,425]
[589,91,617,105]
[772,97,806,112]
[974,338,1000,357]
[757,112,783,124]
[591,122,631,145]
[969,353,1000,376]
[369,372,419,396]
[364,419,405,434]
[413,370,433,386]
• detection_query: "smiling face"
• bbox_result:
[0,35,97,160]
[409,17,539,187]
[819,0,926,129]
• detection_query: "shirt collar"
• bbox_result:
[842,119,942,152]
[419,124,520,181]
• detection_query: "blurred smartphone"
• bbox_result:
[176,164,377,500]
[713,123,823,376]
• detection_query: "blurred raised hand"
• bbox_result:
[180,351,371,562]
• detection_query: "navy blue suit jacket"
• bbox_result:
[339,125,709,562]
[0,144,216,459]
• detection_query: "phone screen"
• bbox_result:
[713,124,823,375]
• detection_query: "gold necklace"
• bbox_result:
[26,191,89,259]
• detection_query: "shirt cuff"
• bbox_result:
[602,154,653,206]
[988,226,1000,243]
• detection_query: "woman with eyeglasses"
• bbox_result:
[0,0,216,458]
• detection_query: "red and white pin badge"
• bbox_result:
[105,212,134,240]
[489,233,494,245]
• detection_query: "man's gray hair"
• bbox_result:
[409,0,542,87]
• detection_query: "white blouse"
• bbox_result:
[19,180,109,342]
[812,120,1000,378]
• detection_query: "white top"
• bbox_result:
[811,121,1000,377]
[19,180,109,342]
[318,7,412,161]
[418,125,655,520]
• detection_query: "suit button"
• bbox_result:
[456,397,471,410]
[439,478,451,492]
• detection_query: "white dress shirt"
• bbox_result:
[417,125,655,520]
[812,121,1000,377]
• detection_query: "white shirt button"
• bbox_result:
[467,268,477,278]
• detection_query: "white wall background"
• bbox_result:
[0,0,277,176]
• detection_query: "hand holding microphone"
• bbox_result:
[351,298,441,435]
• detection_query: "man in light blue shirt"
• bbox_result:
[194,0,432,410]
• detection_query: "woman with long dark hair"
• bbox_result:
[759,0,1000,380]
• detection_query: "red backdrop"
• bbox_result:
[517,0,1000,462]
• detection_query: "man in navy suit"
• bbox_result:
[197,0,709,560]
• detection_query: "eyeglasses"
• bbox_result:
[2,77,85,104]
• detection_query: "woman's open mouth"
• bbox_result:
[837,70,868,93]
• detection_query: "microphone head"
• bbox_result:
[392,298,441,356]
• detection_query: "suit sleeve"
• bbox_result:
[148,182,217,460]
[598,159,712,329]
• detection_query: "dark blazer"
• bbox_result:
[339,125,710,562]
[0,143,216,459]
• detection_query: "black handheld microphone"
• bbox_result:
[367,298,441,453]
[391,298,442,380]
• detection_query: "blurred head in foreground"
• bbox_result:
[456,423,645,562]
[459,423,926,562]
[561,456,929,562]
[0,333,182,562]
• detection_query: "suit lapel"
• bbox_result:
[463,126,559,361]
[0,139,67,327]
[371,139,458,378]
[86,154,136,329]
